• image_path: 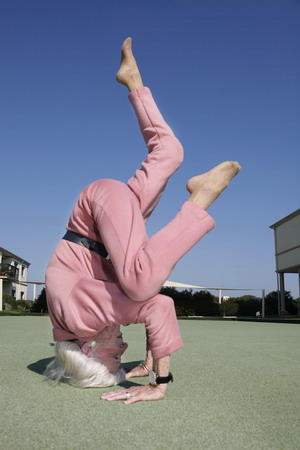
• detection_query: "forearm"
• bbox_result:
[152,355,170,395]
[154,354,170,377]
[143,349,153,372]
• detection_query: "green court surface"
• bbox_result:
[1,317,299,449]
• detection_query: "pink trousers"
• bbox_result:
[46,87,215,359]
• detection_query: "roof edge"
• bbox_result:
[0,247,31,266]
[269,209,300,229]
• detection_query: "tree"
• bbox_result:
[235,297,262,316]
[160,287,221,316]
[31,288,48,313]
[264,290,296,316]
[3,294,18,310]
[192,290,220,316]
[219,299,239,316]
[160,287,194,316]
[16,300,31,311]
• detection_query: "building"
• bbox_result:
[0,247,30,310]
[270,209,300,313]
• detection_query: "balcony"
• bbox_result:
[0,263,19,280]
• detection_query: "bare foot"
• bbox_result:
[187,161,241,210]
[116,37,143,92]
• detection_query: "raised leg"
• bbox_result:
[127,87,184,221]
[87,178,214,302]
[117,38,184,222]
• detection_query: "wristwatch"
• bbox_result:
[149,370,173,385]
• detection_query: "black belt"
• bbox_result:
[62,230,110,261]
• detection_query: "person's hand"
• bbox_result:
[124,363,150,379]
[101,384,167,404]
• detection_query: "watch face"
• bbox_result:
[149,370,156,385]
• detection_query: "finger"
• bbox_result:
[124,388,166,404]
[101,389,126,400]
[124,396,141,405]
[125,372,136,379]
[124,391,151,404]
[126,368,149,378]
[102,394,125,402]
[124,369,137,377]
[102,387,139,401]
[123,389,147,404]
[101,389,119,399]
[125,370,142,379]
[103,392,127,400]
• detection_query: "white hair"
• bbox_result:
[44,341,126,388]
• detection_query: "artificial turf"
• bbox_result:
[0,316,299,449]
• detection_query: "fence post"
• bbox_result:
[262,289,265,318]
[33,284,37,301]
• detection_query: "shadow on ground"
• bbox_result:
[27,357,144,388]
[27,357,53,376]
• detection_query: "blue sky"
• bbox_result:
[1,0,299,299]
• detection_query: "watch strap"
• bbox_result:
[149,371,173,385]
[156,373,173,384]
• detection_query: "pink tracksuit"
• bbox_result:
[45,87,215,359]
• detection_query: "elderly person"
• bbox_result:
[45,38,240,404]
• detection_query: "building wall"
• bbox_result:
[274,214,300,254]
[0,248,30,309]
[2,258,28,299]
[0,279,2,310]
[277,248,300,273]
[274,213,300,272]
